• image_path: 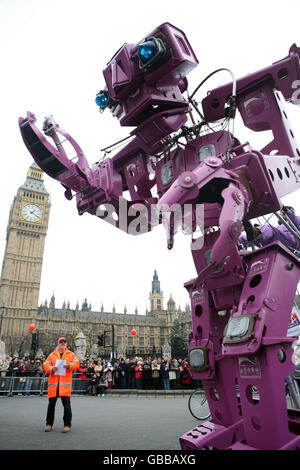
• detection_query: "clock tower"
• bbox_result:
[0,162,50,346]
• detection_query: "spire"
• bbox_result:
[167,294,175,310]
[152,270,160,294]
[50,292,55,308]
[135,306,138,315]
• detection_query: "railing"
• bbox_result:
[0,375,90,396]
[0,374,198,396]
[0,374,46,396]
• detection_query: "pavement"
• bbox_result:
[0,394,200,450]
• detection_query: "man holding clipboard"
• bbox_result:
[43,337,80,433]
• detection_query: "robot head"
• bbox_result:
[95,23,199,127]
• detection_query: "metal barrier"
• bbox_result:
[8,375,44,396]
[0,375,90,396]
[0,376,13,395]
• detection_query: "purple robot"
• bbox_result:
[19,23,300,449]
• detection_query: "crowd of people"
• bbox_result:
[74,356,195,395]
[0,354,196,396]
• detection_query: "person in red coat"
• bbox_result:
[180,362,192,388]
[135,361,143,389]
[76,362,88,395]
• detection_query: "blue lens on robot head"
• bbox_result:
[95,91,109,108]
[138,40,158,64]
[137,37,167,70]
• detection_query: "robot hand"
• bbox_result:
[18,112,122,211]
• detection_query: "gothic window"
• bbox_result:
[116,336,122,345]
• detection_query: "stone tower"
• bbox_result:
[0,162,50,343]
[149,270,164,312]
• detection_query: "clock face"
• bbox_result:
[22,204,42,222]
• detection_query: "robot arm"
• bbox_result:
[19,112,122,206]
[201,44,300,161]
[19,23,199,234]
[202,44,300,122]
[157,155,249,261]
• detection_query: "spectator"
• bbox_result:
[169,359,178,389]
[135,360,143,389]
[25,358,37,396]
[9,358,26,395]
[118,358,127,389]
[161,357,171,390]
[94,359,103,378]
[104,362,114,390]
[86,360,95,380]
[113,360,120,389]
[76,362,88,395]
[180,362,192,389]
[0,355,9,377]
[151,359,161,390]
[142,359,152,390]
[0,355,9,395]
[128,359,136,389]
[97,375,108,397]
[35,359,44,377]
[88,373,99,396]
[7,357,19,377]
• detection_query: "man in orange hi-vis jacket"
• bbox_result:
[43,337,80,433]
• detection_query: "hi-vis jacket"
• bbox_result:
[43,348,80,397]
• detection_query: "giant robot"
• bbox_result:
[19,23,300,449]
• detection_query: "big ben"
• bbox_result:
[0,162,50,348]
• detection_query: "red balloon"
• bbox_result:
[28,324,35,332]
[131,329,136,336]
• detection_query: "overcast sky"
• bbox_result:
[1,0,300,315]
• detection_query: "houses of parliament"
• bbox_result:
[0,162,192,356]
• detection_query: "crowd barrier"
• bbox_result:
[0,375,192,396]
[0,375,97,396]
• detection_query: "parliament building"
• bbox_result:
[0,163,191,357]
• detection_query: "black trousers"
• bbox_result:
[46,388,72,427]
